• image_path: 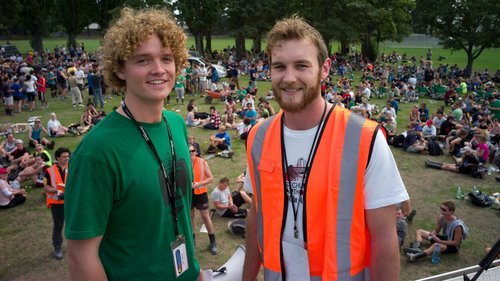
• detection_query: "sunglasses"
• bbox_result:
[190,150,196,153]
[440,207,448,212]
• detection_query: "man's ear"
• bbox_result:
[116,68,125,80]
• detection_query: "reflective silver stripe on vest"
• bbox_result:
[198,158,205,182]
[337,112,366,280]
[264,267,283,281]
[250,116,276,267]
[48,166,57,188]
[310,267,370,281]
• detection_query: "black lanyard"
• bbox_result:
[121,103,180,236]
[280,101,328,239]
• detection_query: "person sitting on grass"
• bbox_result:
[27,118,54,149]
[404,201,468,262]
[221,107,239,130]
[0,167,27,209]
[47,112,69,137]
[208,125,231,153]
[211,176,252,218]
[396,207,407,247]
[200,106,221,130]
[424,147,480,177]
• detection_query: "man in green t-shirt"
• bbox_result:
[64,8,201,281]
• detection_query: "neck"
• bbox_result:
[283,97,330,130]
[118,96,164,123]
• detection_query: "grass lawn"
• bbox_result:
[3,37,500,73]
[0,72,499,280]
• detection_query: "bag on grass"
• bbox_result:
[468,191,493,207]
[427,140,444,156]
[227,219,246,238]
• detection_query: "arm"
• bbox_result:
[27,127,37,144]
[366,204,399,281]
[242,201,262,281]
[431,215,443,236]
[67,237,108,281]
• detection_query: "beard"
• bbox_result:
[273,73,322,113]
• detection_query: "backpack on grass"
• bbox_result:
[427,140,444,156]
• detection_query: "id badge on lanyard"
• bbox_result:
[171,235,189,277]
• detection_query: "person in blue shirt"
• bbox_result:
[11,78,23,113]
[209,125,231,151]
[244,102,258,126]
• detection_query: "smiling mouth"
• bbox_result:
[147,79,167,85]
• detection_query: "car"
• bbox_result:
[1,45,20,59]
[188,56,227,78]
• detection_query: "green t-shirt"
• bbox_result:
[175,75,185,89]
[491,99,500,121]
[65,110,199,281]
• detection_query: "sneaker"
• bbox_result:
[72,104,76,108]
[209,242,218,255]
[53,248,63,260]
[78,103,84,107]
[406,210,417,223]
[48,141,55,150]
[403,247,422,254]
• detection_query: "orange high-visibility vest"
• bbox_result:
[46,163,67,208]
[246,107,378,281]
[192,157,208,195]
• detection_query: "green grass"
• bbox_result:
[0,73,499,280]
[3,37,500,72]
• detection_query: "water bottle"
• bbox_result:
[472,185,479,195]
[456,186,462,199]
[431,243,441,264]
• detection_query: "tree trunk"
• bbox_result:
[235,35,245,61]
[195,33,204,57]
[465,51,474,78]
[340,38,348,56]
[205,32,212,59]
[31,34,44,52]
[67,33,77,49]
[252,33,262,54]
[361,33,378,62]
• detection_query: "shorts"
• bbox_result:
[175,88,185,99]
[26,92,36,102]
[4,96,13,106]
[217,143,229,150]
[430,235,459,253]
[191,192,209,210]
[13,95,23,101]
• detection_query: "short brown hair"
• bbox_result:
[102,7,188,90]
[219,177,229,184]
[442,201,455,213]
[265,15,328,67]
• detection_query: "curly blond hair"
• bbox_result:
[102,7,188,90]
[265,15,328,67]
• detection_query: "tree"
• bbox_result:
[0,0,21,38]
[18,0,56,52]
[56,0,94,48]
[416,0,500,75]
[346,0,413,62]
[175,0,208,56]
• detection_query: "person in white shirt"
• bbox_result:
[75,66,86,92]
[47,112,69,137]
[422,120,437,139]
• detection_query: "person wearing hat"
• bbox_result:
[422,119,437,139]
[0,167,27,209]
[27,118,55,149]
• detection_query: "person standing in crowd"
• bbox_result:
[1,76,14,115]
[64,8,201,281]
[189,144,218,255]
[44,147,71,260]
[91,68,105,108]
[243,17,408,281]
[68,71,84,107]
